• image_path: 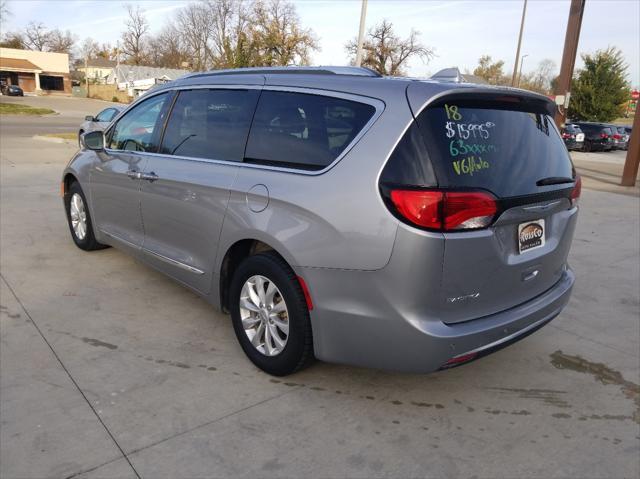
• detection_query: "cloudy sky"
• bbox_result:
[2,0,639,86]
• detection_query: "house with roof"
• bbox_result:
[76,58,117,84]
[107,65,190,97]
[0,47,71,94]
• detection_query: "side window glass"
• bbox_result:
[161,89,259,161]
[245,91,376,170]
[95,108,115,122]
[109,93,169,152]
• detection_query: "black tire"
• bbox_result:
[583,140,592,152]
[64,181,108,251]
[229,252,314,376]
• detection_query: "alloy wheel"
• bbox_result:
[69,193,87,240]
[239,275,289,356]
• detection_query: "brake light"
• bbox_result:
[613,134,622,140]
[562,132,570,139]
[570,175,581,206]
[389,190,498,231]
[600,133,609,138]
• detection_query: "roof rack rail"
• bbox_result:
[185,66,382,79]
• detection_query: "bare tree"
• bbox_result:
[24,22,50,51]
[78,37,99,61]
[1,0,11,26]
[345,20,433,76]
[176,2,216,70]
[0,32,25,49]
[148,23,190,69]
[121,4,149,65]
[47,29,76,54]
[206,0,254,69]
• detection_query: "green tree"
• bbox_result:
[568,47,629,121]
[473,55,508,85]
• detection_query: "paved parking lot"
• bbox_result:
[1,97,639,478]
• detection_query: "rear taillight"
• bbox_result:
[389,190,498,231]
[613,134,622,140]
[562,132,570,139]
[600,133,609,139]
[570,175,582,206]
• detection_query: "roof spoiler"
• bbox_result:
[430,67,464,83]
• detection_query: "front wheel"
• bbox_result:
[64,182,108,251]
[229,252,314,376]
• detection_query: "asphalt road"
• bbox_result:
[0,95,119,137]
[1,97,639,479]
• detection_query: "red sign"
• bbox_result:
[632,89,640,100]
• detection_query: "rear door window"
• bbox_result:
[160,88,260,162]
[415,99,573,198]
[244,91,376,170]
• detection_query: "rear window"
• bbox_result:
[244,91,376,170]
[413,99,573,197]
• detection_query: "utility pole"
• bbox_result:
[511,0,528,86]
[621,105,640,186]
[517,54,528,87]
[553,0,585,129]
[84,56,90,98]
[355,0,368,67]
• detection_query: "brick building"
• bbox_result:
[0,48,71,95]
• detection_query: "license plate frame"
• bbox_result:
[518,219,546,254]
[575,133,585,142]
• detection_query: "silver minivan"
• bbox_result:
[63,67,579,376]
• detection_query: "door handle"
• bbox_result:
[126,170,141,180]
[140,172,159,182]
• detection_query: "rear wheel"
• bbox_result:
[229,252,314,376]
[64,182,107,251]
[583,140,592,152]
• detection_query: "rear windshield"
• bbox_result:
[415,99,573,197]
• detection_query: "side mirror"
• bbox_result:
[85,115,95,121]
[82,130,105,151]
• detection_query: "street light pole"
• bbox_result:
[511,0,528,86]
[355,0,368,67]
[518,54,528,87]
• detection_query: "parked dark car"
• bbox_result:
[610,125,629,150]
[574,122,613,152]
[561,123,584,151]
[1,84,24,96]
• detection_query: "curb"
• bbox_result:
[33,135,75,145]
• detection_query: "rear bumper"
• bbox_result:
[564,140,583,150]
[300,266,574,373]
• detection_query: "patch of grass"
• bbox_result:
[43,132,77,140]
[0,103,55,115]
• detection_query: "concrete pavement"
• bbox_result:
[1,98,639,478]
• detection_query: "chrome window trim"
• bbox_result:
[104,84,385,176]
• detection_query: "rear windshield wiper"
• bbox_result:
[536,176,575,186]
